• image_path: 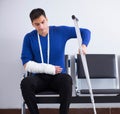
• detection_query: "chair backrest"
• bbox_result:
[76,54,120,95]
[77,54,117,79]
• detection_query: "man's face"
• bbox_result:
[32,15,48,36]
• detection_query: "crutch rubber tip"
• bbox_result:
[72,15,75,20]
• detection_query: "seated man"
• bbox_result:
[20,8,91,114]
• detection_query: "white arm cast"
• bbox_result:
[25,61,55,75]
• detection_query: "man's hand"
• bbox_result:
[55,66,63,74]
[78,44,87,54]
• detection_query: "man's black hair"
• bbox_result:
[29,8,46,22]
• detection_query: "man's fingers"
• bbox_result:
[55,66,63,74]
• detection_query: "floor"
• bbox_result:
[0,108,120,114]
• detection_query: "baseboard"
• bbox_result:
[0,108,120,114]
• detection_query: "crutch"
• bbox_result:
[72,15,97,114]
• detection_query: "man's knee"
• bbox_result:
[65,74,72,85]
[20,77,30,90]
[60,74,72,92]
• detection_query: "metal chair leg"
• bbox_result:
[21,101,26,114]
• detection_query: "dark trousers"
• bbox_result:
[20,73,72,114]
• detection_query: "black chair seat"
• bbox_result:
[36,91,58,95]
[80,89,120,94]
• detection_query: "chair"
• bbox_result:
[75,54,120,95]
[21,55,70,114]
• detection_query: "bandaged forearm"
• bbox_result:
[25,61,55,75]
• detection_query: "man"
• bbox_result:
[20,8,91,114]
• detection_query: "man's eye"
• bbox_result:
[42,21,45,24]
[35,23,40,26]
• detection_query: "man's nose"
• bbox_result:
[38,24,44,29]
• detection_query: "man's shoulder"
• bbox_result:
[26,30,37,36]
[50,25,74,31]
[24,30,37,38]
[23,30,37,42]
[50,25,71,28]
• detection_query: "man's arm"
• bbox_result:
[24,61,62,75]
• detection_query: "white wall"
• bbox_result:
[0,0,120,109]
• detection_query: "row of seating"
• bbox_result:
[21,54,120,114]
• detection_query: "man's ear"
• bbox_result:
[46,17,48,22]
[32,22,35,27]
